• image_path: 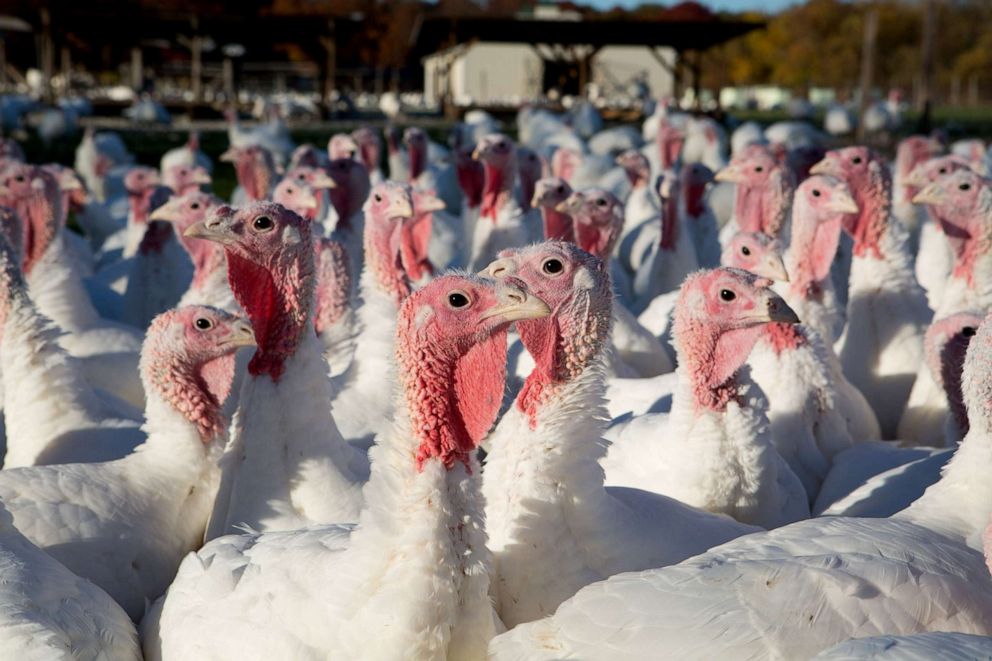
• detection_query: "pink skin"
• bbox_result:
[273,179,321,222]
[474,134,517,222]
[163,164,211,196]
[616,150,650,189]
[396,274,548,470]
[484,242,612,427]
[327,158,371,231]
[452,129,485,209]
[351,127,382,175]
[905,156,972,246]
[328,133,359,161]
[657,119,685,171]
[657,174,679,251]
[313,237,352,337]
[894,135,943,203]
[557,188,623,260]
[403,128,429,182]
[516,147,543,212]
[673,267,799,412]
[124,166,165,226]
[284,166,336,217]
[402,189,443,282]
[721,232,802,354]
[925,312,981,439]
[0,163,61,275]
[681,162,714,219]
[142,306,255,442]
[363,181,418,305]
[913,169,992,287]
[716,144,793,237]
[149,191,226,291]
[185,202,314,382]
[810,146,890,259]
[550,148,581,184]
[221,145,277,202]
[532,177,575,243]
[43,165,89,216]
[787,175,858,301]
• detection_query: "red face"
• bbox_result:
[796,174,859,216]
[721,232,786,281]
[485,241,609,313]
[159,306,256,363]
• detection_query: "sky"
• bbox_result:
[586,0,802,10]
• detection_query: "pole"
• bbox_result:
[917,0,937,132]
[855,9,878,143]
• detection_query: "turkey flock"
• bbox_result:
[2,100,992,660]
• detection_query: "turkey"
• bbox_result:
[0,228,143,467]
[330,182,422,447]
[468,133,536,271]
[482,242,758,628]
[0,500,141,659]
[531,176,575,243]
[161,163,211,197]
[602,267,809,529]
[159,132,212,177]
[224,107,294,169]
[74,128,133,202]
[142,275,549,660]
[220,144,278,204]
[811,147,931,438]
[0,305,254,619]
[325,157,371,275]
[491,311,992,658]
[715,143,794,245]
[614,149,657,246]
[351,126,384,184]
[891,135,943,249]
[189,203,369,538]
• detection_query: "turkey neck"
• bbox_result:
[481,160,515,222]
[127,186,158,226]
[542,206,574,242]
[846,163,895,260]
[786,199,843,306]
[900,334,992,549]
[184,238,227,293]
[947,193,992,294]
[456,154,484,209]
[16,191,58,276]
[334,340,498,658]
[236,157,273,202]
[313,238,351,336]
[574,216,618,260]
[735,168,791,237]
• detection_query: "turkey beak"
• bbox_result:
[764,253,790,282]
[808,158,836,176]
[472,143,490,161]
[754,292,800,325]
[299,188,318,210]
[903,166,929,189]
[913,182,948,206]
[826,190,859,214]
[225,321,257,348]
[219,148,237,163]
[417,195,446,213]
[185,218,236,245]
[531,189,544,208]
[310,171,337,190]
[714,163,743,183]
[149,198,180,223]
[387,196,414,219]
[59,176,83,192]
[192,168,212,186]
[555,193,582,215]
[481,256,517,279]
[479,283,550,323]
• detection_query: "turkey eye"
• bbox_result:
[963,326,977,337]
[741,246,751,256]
[374,194,382,203]
[596,198,607,207]
[253,216,274,231]
[852,156,862,164]
[195,318,212,330]
[959,183,972,191]
[447,292,469,308]
[939,168,947,174]
[191,202,200,210]
[812,189,821,197]
[543,258,564,274]
[754,166,763,173]
[14,175,24,183]
[286,188,294,194]
[720,289,736,301]
[557,186,564,193]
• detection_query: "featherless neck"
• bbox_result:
[128,187,157,226]
[574,220,616,260]
[660,191,678,250]
[408,144,426,181]
[186,240,226,292]
[226,243,314,382]
[481,161,514,222]
[313,238,351,336]
[142,349,232,443]
[674,316,765,413]
[763,322,807,355]
[138,220,173,255]
[929,338,971,439]
[847,165,892,259]
[518,297,612,427]
[236,160,269,202]
[949,200,992,288]
[328,186,352,231]
[17,193,58,275]
[682,175,707,219]
[364,223,411,306]
[787,207,842,302]
[542,207,575,242]
[735,170,790,237]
